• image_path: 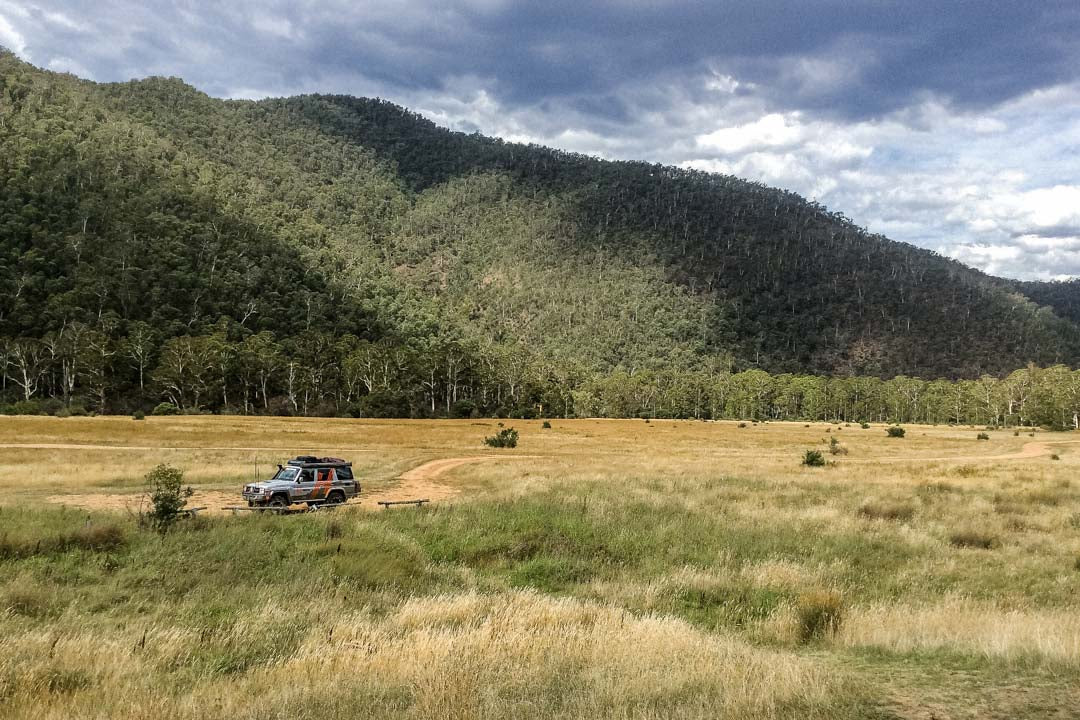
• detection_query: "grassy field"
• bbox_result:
[2,416,1079,718]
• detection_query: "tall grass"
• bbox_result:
[2,416,1080,716]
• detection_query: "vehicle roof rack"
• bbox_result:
[286,456,351,467]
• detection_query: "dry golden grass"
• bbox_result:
[3,415,1080,717]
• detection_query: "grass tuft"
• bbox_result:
[796,590,844,642]
[857,501,915,522]
[948,530,1001,550]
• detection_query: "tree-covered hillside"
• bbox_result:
[2,51,1079,418]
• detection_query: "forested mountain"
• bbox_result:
[2,51,1080,420]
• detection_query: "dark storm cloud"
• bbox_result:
[5,1,1079,117]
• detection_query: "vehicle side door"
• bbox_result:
[292,468,316,501]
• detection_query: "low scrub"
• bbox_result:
[885,426,906,438]
[857,501,915,522]
[484,427,519,448]
[948,530,1001,550]
[151,402,179,416]
[976,432,990,440]
[142,464,194,532]
[796,590,844,641]
[828,437,848,455]
[802,450,826,467]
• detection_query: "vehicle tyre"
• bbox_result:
[268,495,290,514]
[326,490,345,505]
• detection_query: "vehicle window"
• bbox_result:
[273,466,299,481]
[337,467,353,481]
[299,469,315,483]
[316,469,333,483]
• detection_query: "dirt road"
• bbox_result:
[867,439,1080,464]
[45,454,535,515]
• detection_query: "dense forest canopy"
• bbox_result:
[2,51,1080,421]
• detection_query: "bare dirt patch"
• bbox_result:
[46,454,538,515]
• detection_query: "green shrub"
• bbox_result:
[948,530,1001,550]
[142,464,193,532]
[484,428,519,448]
[976,432,990,440]
[796,590,844,641]
[152,402,180,416]
[11,399,43,415]
[541,420,552,429]
[133,410,146,420]
[449,399,477,418]
[886,426,906,438]
[802,450,826,467]
[828,436,848,455]
[860,422,870,429]
[738,422,747,428]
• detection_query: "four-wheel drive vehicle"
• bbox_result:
[242,456,360,509]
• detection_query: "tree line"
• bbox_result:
[2,323,1078,429]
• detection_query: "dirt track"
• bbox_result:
[868,439,1080,464]
[46,454,534,515]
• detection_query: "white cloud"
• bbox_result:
[0,12,27,55]
[696,113,804,154]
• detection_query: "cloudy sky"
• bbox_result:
[2,1,1079,279]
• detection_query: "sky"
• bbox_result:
[2,1,1079,280]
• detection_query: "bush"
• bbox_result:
[886,426,906,438]
[142,464,194,533]
[976,432,990,440]
[828,436,848,455]
[858,502,915,522]
[152,402,180,416]
[1051,453,1060,461]
[484,428,519,448]
[796,590,844,641]
[948,530,1001,550]
[860,422,870,429]
[802,450,826,467]
[360,391,413,418]
[450,399,477,418]
[10,399,43,415]
[542,420,552,429]
[738,422,747,428]
[133,410,146,420]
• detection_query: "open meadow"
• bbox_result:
[2,415,1079,719]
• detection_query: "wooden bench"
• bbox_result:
[377,499,430,508]
[222,505,288,515]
